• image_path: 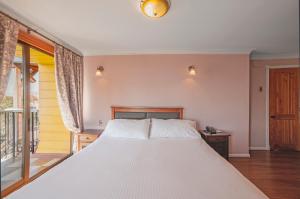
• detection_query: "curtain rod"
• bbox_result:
[0,11,82,57]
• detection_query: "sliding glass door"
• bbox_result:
[1,44,26,190]
[1,42,71,194]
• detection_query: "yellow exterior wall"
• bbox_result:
[29,48,70,154]
[37,64,70,154]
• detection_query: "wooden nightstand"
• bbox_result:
[76,129,103,152]
[199,131,230,160]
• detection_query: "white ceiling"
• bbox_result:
[0,0,299,59]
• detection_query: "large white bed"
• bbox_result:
[6,107,268,199]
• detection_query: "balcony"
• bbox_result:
[0,108,69,190]
[0,108,39,162]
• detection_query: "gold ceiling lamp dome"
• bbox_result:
[140,0,170,18]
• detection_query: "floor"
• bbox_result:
[230,150,300,199]
[1,153,67,190]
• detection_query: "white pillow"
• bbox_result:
[102,119,150,139]
[150,119,201,139]
[182,119,197,129]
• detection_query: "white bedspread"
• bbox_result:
[7,137,268,199]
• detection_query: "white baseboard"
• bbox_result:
[250,146,270,150]
[229,154,250,158]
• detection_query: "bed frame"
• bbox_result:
[111,106,183,120]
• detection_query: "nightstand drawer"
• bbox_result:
[79,134,98,143]
[206,136,227,143]
[208,142,228,156]
[199,130,230,160]
[76,129,103,152]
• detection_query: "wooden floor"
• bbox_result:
[230,150,300,199]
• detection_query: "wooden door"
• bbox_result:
[269,68,299,150]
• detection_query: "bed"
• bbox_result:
[6,107,268,199]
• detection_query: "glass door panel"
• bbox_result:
[29,48,70,177]
[1,41,72,194]
[1,44,25,190]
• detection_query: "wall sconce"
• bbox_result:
[96,66,104,76]
[188,66,196,76]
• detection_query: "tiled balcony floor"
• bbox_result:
[1,153,67,190]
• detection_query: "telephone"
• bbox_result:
[205,126,217,134]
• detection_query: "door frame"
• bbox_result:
[1,32,72,198]
[265,65,300,150]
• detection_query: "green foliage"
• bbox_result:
[0,96,13,111]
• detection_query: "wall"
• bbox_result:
[250,58,300,149]
[38,64,70,154]
[30,48,70,154]
[83,54,250,156]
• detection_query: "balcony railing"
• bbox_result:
[0,108,39,161]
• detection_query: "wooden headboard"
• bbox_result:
[111,106,183,120]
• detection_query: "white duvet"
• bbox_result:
[7,137,268,199]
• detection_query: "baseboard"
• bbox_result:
[229,153,250,158]
[250,146,270,150]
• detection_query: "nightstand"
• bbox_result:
[76,129,103,152]
[199,131,230,160]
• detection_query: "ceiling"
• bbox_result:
[0,0,299,59]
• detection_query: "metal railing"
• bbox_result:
[0,108,39,161]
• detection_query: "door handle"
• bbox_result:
[270,115,276,119]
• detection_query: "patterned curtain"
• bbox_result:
[0,13,19,102]
[54,44,84,139]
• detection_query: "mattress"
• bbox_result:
[7,137,268,199]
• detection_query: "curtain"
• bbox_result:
[0,13,19,102]
[54,44,84,144]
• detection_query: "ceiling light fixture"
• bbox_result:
[140,0,170,18]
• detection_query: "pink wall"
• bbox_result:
[250,66,266,148]
[250,58,300,149]
[83,54,250,155]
